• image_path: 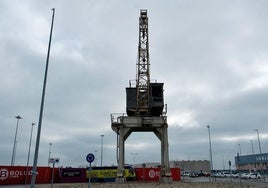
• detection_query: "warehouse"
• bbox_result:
[235,153,268,173]
[170,160,210,173]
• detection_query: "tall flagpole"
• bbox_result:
[30,8,55,188]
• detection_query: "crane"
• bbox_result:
[126,9,164,117]
[111,10,171,183]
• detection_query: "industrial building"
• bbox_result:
[170,160,210,173]
[135,160,210,173]
[235,153,268,173]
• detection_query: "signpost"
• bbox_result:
[86,153,95,188]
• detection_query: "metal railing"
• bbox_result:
[111,113,126,123]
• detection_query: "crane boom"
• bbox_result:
[136,9,150,114]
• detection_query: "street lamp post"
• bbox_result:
[254,129,262,154]
[254,129,265,181]
[100,135,104,167]
[250,140,254,155]
[25,123,35,184]
[48,143,52,166]
[131,153,138,167]
[94,150,98,166]
[207,125,213,182]
[11,115,22,166]
[238,144,242,155]
[30,8,55,188]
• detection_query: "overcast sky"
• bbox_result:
[1,0,268,170]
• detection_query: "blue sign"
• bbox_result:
[86,153,95,163]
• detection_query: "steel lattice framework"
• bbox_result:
[136,9,150,114]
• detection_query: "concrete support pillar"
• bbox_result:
[118,128,124,173]
[158,125,172,182]
[117,126,126,183]
[163,125,171,176]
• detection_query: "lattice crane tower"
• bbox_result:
[127,9,164,117]
[111,9,172,183]
[136,9,150,114]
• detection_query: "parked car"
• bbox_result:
[202,172,211,177]
[232,172,240,178]
[198,172,206,176]
[182,171,190,176]
[240,173,249,179]
[246,172,261,179]
[223,172,231,177]
[214,172,225,178]
[189,172,199,177]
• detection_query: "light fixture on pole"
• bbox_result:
[11,115,22,166]
[254,129,262,154]
[25,122,35,184]
[100,135,104,167]
[207,125,213,181]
